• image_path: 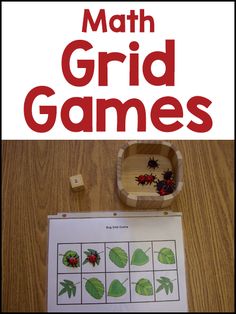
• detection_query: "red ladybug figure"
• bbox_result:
[145,174,156,185]
[67,256,79,267]
[83,249,101,267]
[88,254,97,264]
[163,170,176,193]
[135,175,147,185]
[155,169,176,196]
[162,169,174,180]
[135,174,156,185]
[147,157,159,170]
[158,187,168,196]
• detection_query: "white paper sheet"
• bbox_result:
[47,211,188,312]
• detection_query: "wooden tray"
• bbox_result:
[117,141,183,209]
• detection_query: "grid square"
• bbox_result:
[129,242,153,271]
[105,242,129,272]
[58,243,81,274]
[153,241,177,271]
[130,271,155,303]
[82,273,106,304]
[57,273,81,305]
[154,270,179,301]
[106,272,130,303]
[82,243,105,273]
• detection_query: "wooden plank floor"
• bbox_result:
[2,140,234,312]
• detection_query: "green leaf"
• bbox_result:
[134,278,153,296]
[58,279,77,298]
[87,249,95,253]
[109,247,128,268]
[72,286,76,297]
[59,282,67,288]
[158,248,175,264]
[160,276,169,280]
[156,277,174,295]
[155,285,163,293]
[169,281,173,293]
[64,279,74,285]
[131,248,150,266]
[108,279,127,297]
[62,250,80,267]
[85,278,104,299]
[163,283,169,295]
[58,287,67,296]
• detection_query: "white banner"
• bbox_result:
[2,1,234,139]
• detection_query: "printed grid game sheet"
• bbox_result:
[47,211,188,312]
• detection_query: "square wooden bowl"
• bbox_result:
[117,141,183,209]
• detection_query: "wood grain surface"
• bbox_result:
[2,140,234,312]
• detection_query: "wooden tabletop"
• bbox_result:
[2,140,234,312]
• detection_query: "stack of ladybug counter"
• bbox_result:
[135,157,176,196]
